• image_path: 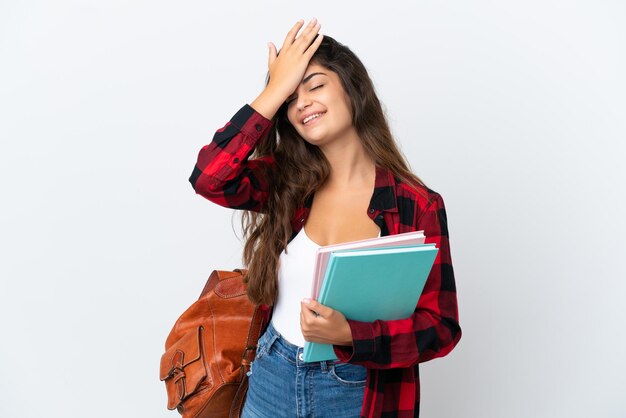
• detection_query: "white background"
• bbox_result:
[1,1,625,417]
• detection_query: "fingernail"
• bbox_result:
[302,298,312,304]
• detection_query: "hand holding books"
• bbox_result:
[300,298,353,347]
[302,230,439,362]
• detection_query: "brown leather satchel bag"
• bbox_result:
[160,269,267,418]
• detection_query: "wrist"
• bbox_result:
[250,85,288,120]
[337,321,353,346]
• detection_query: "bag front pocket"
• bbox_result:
[159,326,213,410]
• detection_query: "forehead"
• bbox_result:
[302,63,332,81]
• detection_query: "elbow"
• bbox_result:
[188,165,223,197]
[416,317,462,364]
[189,165,202,192]
[445,317,462,354]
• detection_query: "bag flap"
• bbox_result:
[160,327,208,409]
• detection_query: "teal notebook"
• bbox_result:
[302,244,438,362]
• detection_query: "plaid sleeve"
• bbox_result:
[189,104,274,211]
[333,193,462,369]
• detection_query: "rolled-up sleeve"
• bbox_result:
[189,104,274,211]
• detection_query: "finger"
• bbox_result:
[304,299,326,317]
[281,19,305,50]
[301,301,319,320]
[303,33,324,59]
[267,42,277,68]
[294,21,321,52]
[301,300,313,316]
[300,310,305,329]
[300,314,311,341]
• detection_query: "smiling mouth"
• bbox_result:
[302,112,325,125]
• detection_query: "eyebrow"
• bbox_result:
[286,72,326,102]
[302,72,326,84]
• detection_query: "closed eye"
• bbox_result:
[286,85,324,105]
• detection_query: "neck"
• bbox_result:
[319,132,376,190]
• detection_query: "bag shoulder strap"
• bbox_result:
[199,269,248,299]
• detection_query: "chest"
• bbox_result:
[303,186,381,246]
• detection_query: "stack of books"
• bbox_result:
[303,230,439,362]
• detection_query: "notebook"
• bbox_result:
[310,230,426,300]
[302,243,438,362]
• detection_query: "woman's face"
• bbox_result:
[285,63,354,147]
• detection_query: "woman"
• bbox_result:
[189,18,461,418]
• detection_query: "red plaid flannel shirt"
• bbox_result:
[189,104,462,418]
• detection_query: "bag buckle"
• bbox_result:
[166,350,187,400]
[241,345,256,367]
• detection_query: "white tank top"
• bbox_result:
[271,226,381,347]
[270,227,319,347]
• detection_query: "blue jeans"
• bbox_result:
[241,321,367,418]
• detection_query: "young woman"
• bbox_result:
[189,18,461,418]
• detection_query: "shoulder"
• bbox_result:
[395,176,444,210]
[393,176,447,230]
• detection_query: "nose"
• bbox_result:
[295,92,312,111]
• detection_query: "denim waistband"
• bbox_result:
[263,321,340,369]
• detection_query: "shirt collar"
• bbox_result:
[370,165,399,213]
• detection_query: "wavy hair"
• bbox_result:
[240,35,426,306]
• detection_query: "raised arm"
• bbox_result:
[189,19,324,211]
